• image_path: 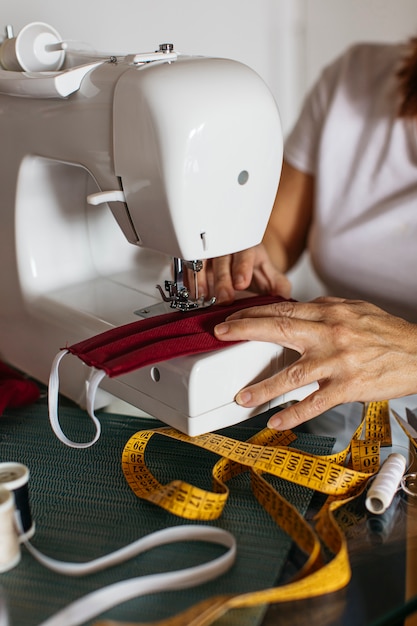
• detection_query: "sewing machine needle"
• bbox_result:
[194,271,199,302]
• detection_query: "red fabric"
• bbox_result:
[0,362,40,415]
[66,295,289,378]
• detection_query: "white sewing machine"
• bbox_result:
[0,23,315,435]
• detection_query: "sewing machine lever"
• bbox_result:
[87,190,126,205]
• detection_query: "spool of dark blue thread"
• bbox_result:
[0,463,35,541]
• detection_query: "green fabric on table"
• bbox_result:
[0,402,334,626]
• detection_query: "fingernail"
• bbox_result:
[214,323,229,336]
[235,390,252,406]
[267,416,282,430]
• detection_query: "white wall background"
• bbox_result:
[2,0,417,297]
[3,0,416,132]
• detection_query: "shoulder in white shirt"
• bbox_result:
[285,42,417,322]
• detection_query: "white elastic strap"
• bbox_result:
[48,350,104,449]
[86,367,107,432]
[32,525,236,626]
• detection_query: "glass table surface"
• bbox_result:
[261,398,417,626]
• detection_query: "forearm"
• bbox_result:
[262,160,314,273]
[262,229,293,274]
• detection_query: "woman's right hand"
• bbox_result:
[189,243,292,305]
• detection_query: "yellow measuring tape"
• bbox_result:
[103,401,392,626]
[364,399,392,446]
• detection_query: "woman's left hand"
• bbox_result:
[214,297,417,430]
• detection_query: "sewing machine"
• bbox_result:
[0,23,315,435]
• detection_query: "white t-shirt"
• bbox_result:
[285,42,417,322]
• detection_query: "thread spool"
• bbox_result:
[0,22,65,72]
[0,487,20,573]
[365,453,407,515]
[0,463,34,541]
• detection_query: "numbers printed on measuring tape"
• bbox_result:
[119,401,394,626]
[364,400,392,446]
[350,439,381,473]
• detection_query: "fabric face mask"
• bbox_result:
[48,294,287,447]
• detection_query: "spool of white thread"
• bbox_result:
[365,452,407,515]
[0,462,34,541]
[0,487,20,573]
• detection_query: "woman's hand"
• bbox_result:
[214,297,417,430]
[188,244,292,305]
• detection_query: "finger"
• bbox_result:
[230,248,256,291]
[224,300,319,322]
[214,314,321,353]
[211,255,236,304]
[239,371,345,431]
[224,298,359,323]
[252,263,292,299]
[234,351,326,407]
[266,386,337,430]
